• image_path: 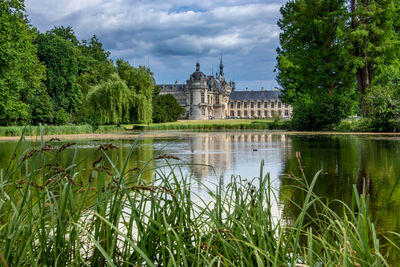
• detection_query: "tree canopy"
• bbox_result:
[153,93,185,123]
[276,0,400,130]
[0,0,45,125]
[36,32,81,123]
[276,0,357,130]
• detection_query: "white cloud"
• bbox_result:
[25,0,287,89]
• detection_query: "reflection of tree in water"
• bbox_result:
[280,135,400,259]
[0,139,154,183]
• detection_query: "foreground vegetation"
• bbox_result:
[129,119,291,131]
[0,124,123,137]
[0,132,399,266]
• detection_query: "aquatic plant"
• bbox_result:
[0,129,398,266]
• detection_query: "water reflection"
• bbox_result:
[184,132,290,187]
[1,132,399,241]
[279,135,400,232]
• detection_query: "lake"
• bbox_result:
[1,131,399,233]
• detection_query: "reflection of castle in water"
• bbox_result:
[187,132,292,182]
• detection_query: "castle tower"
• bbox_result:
[186,61,208,120]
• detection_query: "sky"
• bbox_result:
[25,0,286,91]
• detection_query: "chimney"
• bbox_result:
[246,87,248,91]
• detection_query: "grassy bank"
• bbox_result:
[128,119,291,131]
[0,133,399,266]
[0,124,123,136]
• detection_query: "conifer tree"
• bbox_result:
[348,0,399,115]
[276,0,357,130]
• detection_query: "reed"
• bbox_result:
[131,120,291,131]
[0,124,123,136]
[0,129,398,266]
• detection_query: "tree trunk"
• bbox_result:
[350,0,371,116]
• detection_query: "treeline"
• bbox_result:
[0,0,183,127]
[276,0,400,131]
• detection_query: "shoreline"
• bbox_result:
[1,130,400,141]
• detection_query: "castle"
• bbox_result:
[158,58,292,120]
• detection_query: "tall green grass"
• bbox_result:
[0,124,123,136]
[132,120,291,131]
[0,130,398,266]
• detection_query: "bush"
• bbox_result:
[152,94,184,123]
[291,94,355,131]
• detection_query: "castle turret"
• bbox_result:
[187,61,208,120]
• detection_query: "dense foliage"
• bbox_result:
[152,94,185,123]
[364,66,400,130]
[0,0,173,127]
[276,0,357,130]
[277,0,400,130]
[348,0,399,115]
[0,0,45,125]
[36,32,82,124]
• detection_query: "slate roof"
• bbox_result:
[159,84,186,91]
[229,90,282,101]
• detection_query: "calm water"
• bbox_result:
[1,131,400,232]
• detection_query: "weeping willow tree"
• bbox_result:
[117,59,153,123]
[130,94,152,124]
[87,74,131,124]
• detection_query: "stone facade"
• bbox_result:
[228,89,293,119]
[158,59,292,119]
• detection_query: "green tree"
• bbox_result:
[87,74,131,124]
[48,25,79,46]
[364,66,400,130]
[348,0,399,115]
[276,0,357,130]
[77,35,115,96]
[30,85,53,124]
[153,94,184,123]
[36,32,81,124]
[117,59,154,123]
[0,0,46,125]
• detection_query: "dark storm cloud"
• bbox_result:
[25,0,286,89]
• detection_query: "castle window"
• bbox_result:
[237,110,241,117]
[264,101,268,108]
[251,110,254,117]
[230,111,234,117]
[250,102,254,108]
[244,110,248,117]
[278,110,282,116]
[201,92,205,103]
[278,102,281,108]
[216,97,219,104]
[230,102,234,108]
[257,102,261,109]
[208,95,210,103]
[271,101,275,108]
[244,102,248,108]
[257,110,261,117]
[264,110,268,117]
[190,92,193,104]
[237,101,240,108]
[202,108,205,115]
[285,110,289,116]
